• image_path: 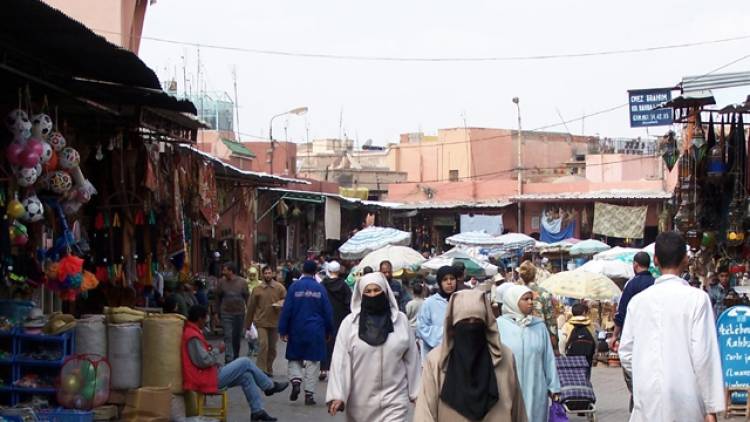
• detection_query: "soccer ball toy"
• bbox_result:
[31,114,53,138]
[48,132,67,152]
[5,109,31,140]
[21,195,44,223]
[59,147,80,170]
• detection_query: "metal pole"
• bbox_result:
[269,118,275,174]
[513,97,523,233]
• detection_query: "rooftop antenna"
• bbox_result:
[555,107,573,144]
[339,106,344,140]
[232,66,240,139]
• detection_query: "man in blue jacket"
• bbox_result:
[279,260,334,406]
[612,251,654,412]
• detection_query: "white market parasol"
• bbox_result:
[539,270,622,301]
[446,230,505,247]
[339,226,411,260]
[495,233,536,251]
[576,259,634,280]
[354,245,425,273]
[569,239,612,256]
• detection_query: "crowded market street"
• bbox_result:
[220,340,636,421]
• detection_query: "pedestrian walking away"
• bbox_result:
[611,251,654,412]
[320,260,352,381]
[246,265,287,376]
[415,289,527,421]
[618,232,724,421]
[326,272,420,421]
[181,305,288,421]
[216,262,250,362]
[497,284,561,422]
[278,260,334,406]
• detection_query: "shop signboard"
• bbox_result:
[627,88,673,127]
[717,306,750,405]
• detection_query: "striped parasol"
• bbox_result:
[446,230,505,247]
[495,232,536,251]
[339,226,411,260]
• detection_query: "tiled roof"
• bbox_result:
[511,190,672,201]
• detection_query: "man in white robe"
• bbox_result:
[619,232,724,422]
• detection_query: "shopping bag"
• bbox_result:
[245,323,258,341]
[549,401,569,422]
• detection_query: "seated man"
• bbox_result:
[182,305,288,421]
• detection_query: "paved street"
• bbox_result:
[217,339,636,421]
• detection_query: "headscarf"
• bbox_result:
[501,284,533,326]
[494,282,515,305]
[352,272,398,346]
[436,265,457,300]
[439,290,500,420]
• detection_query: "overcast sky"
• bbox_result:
[139,0,750,145]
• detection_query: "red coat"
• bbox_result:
[181,321,218,393]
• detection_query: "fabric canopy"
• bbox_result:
[592,202,647,239]
[354,245,425,273]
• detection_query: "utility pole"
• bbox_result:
[513,97,523,233]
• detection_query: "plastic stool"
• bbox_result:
[197,390,229,422]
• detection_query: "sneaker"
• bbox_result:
[305,392,316,406]
[289,381,301,401]
[251,410,278,421]
[264,381,289,397]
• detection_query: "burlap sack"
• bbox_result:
[76,315,107,357]
[142,314,185,393]
[108,323,142,389]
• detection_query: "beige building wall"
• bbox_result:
[43,0,149,53]
[390,128,592,183]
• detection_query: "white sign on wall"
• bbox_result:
[460,214,504,235]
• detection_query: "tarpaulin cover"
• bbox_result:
[108,323,142,390]
[142,315,184,393]
[592,202,647,239]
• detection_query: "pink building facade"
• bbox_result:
[43,0,150,53]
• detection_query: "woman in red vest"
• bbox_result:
[182,305,288,421]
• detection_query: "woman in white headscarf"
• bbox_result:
[326,272,420,421]
[497,284,560,422]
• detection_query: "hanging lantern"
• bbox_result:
[661,131,679,171]
[706,144,726,181]
[691,118,707,163]
[726,200,746,246]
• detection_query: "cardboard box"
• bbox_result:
[93,405,118,421]
[106,389,128,405]
[121,386,171,422]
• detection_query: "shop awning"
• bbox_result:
[222,139,256,158]
[0,0,198,119]
[180,145,308,186]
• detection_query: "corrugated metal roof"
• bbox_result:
[512,190,672,201]
[396,200,513,210]
[180,145,308,185]
[221,139,255,158]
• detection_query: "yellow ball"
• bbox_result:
[729,232,738,241]
[62,374,81,393]
[7,199,24,219]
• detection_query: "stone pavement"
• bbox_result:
[218,339,740,421]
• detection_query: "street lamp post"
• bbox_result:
[513,97,523,233]
[268,106,308,174]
